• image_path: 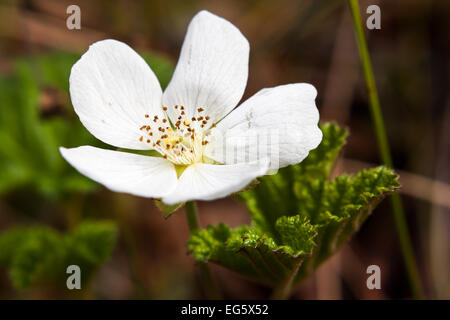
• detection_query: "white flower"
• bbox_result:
[60,10,322,205]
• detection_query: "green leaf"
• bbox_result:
[0,221,118,289]
[9,228,62,289]
[238,123,347,237]
[294,166,399,282]
[155,200,185,218]
[66,221,118,265]
[188,216,317,287]
[275,215,317,255]
[188,123,399,289]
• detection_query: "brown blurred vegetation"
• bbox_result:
[0,0,449,299]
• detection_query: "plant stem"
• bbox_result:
[347,0,424,299]
[185,201,200,230]
[185,201,222,299]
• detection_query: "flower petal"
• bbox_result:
[162,10,249,124]
[205,83,322,168]
[161,160,268,205]
[69,39,166,150]
[60,146,177,198]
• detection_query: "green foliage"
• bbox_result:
[189,219,316,286]
[188,123,399,288]
[0,51,174,198]
[0,221,118,289]
[0,55,98,197]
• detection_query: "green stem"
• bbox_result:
[185,201,200,231]
[185,201,222,299]
[348,0,424,299]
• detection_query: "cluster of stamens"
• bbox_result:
[138,105,216,165]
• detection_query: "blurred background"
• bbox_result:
[0,0,449,299]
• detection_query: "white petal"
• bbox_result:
[162,10,249,124]
[161,160,268,205]
[60,146,177,198]
[206,83,322,168]
[70,39,166,150]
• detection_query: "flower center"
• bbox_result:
[137,105,215,165]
